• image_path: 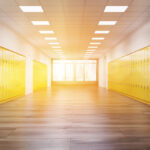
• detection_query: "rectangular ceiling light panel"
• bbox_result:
[98,21,117,25]
[32,21,50,25]
[45,37,57,40]
[39,31,54,34]
[95,31,110,34]
[104,6,128,12]
[92,37,104,40]
[48,42,59,45]
[19,6,43,12]
[90,42,101,45]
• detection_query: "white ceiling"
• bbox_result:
[0,0,150,58]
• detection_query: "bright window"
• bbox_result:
[85,64,96,81]
[76,64,84,81]
[66,64,74,81]
[53,63,65,81]
[53,60,97,82]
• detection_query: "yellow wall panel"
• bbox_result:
[148,47,150,101]
[0,47,25,104]
[108,47,150,103]
[108,46,150,104]
[33,60,47,91]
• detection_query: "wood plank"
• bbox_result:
[0,85,150,150]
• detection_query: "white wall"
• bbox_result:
[98,57,107,88]
[25,57,33,95]
[107,20,150,62]
[0,21,51,95]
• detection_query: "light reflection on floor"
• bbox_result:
[0,85,150,150]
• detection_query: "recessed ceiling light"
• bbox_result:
[104,6,128,12]
[52,46,61,48]
[39,31,54,34]
[95,31,110,34]
[19,6,43,12]
[90,42,101,45]
[45,37,57,40]
[98,21,117,25]
[92,37,104,40]
[32,21,50,25]
[88,46,98,48]
[48,42,59,45]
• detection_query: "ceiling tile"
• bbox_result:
[107,0,132,5]
[0,0,149,58]
[16,0,40,5]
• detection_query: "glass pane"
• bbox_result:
[85,64,96,81]
[53,63,65,81]
[66,64,74,81]
[76,64,84,81]
[53,60,97,82]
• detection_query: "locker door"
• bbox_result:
[145,48,149,101]
[148,47,150,101]
[128,55,131,96]
[0,49,2,101]
[33,61,47,91]
[141,50,145,99]
[129,55,132,96]
[130,54,133,96]
[1,49,4,101]
[3,49,6,100]
[134,52,138,98]
[144,48,148,101]
[137,51,141,99]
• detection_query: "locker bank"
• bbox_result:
[0,0,150,150]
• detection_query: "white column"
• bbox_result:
[98,57,107,88]
[25,56,33,95]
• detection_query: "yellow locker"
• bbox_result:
[0,48,2,100]
[145,48,149,101]
[33,60,48,92]
[108,46,150,104]
[148,47,150,101]
[0,47,25,104]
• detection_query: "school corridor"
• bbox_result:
[1,0,150,149]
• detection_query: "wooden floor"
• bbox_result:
[0,85,150,150]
